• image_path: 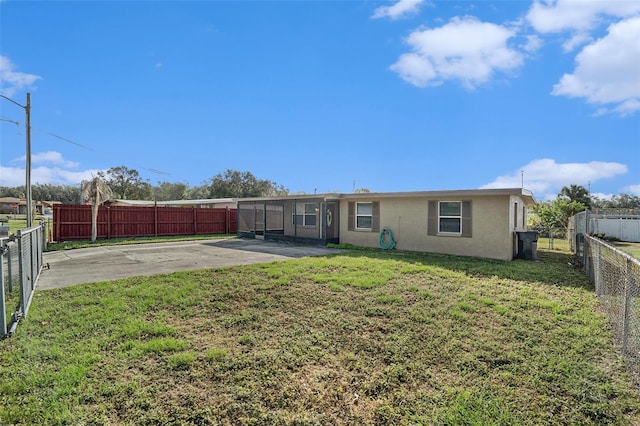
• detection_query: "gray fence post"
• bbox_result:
[622,257,634,355]
[7,245,12,293]
[16,229,25,317]
[0,244,7,338]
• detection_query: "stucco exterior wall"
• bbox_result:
[339,195,516,260]
[509,195,530,232]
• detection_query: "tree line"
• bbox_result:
[0,167,290,203]
[531,184,640,237]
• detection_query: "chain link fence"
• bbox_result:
[1,223,47,338]
[579,235,640,384]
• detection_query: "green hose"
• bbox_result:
[378,227,396,250]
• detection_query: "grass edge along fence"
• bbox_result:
[0,223,47,338]
[578,234,640,386]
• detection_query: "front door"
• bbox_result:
[325,202,339,243]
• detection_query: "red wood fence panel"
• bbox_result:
[53,204,237,241]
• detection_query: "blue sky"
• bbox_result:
[1,0,638,201]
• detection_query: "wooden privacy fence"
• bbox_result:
[53,204,237,241]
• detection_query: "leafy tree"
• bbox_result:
[102,166,150,200]
[205,169,288,198]
[558,184,591,209]
[531,198,587,236]
[591,193,640,210]
[354,188,371,193]
[31,184,82,204]
[81,176,112,242]
[61,185,83,204]
[153,181,189,201]
[0,186,24,198]
[186,185,209,200]
[1,184,82,204]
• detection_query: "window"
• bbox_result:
[356,202,373,229]
[439,201,462,234]
[293,202,317,226]
[428,200,471,237]
[348,201,379,232]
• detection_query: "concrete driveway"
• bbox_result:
[37,238,343,290]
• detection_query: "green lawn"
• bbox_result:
[612,241,640,260]
[1,215,49,235]
[1,244,639,424]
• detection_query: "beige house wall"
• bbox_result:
[509,195,530,232]
[339,194,524,261]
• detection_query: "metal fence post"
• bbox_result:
[0,243,7,338]
[7,242,12,293]
[29,230,35,293]
[623,257,632,354]
[16,230,25,317]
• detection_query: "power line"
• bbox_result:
[33,127,95,151]
[0,116,20,126]
[4,117,175,183]
[2,118,94,151]
[143,167,171,176]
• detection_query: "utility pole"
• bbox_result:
[0,92,32,227]
[25,93,32,228]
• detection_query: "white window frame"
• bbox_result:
[438,201,462,235]
[356,202,373,230]
[292,202,317,226]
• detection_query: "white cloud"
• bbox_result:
[0,166,27,187]
[552,16,640,116]
[624,185,640,196]
[561,32,591,53]
[0,165,103,187]
[390,16,523,89]
[1,151,101,186]
[389,53,438,87]
[372,0,427,20]
[522,35,543,54]
[11,151,80,168]
[0,55,41,97]
[481,158,628,200]
[526,0,640,33]
[35,151,80,168]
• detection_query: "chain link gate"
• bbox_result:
[1,223,47,338]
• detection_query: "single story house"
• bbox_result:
[237,188,536,261]
[0,197,22,215]
[0,197,60,216]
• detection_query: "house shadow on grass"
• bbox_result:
[204,237,590,291]
[327,247,592,291]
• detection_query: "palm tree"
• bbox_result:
[559,184,591,209]
[82,176,113,242]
